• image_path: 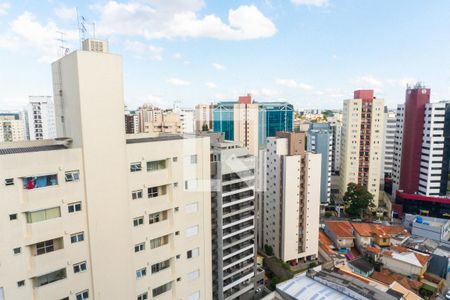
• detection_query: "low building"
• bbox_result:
[403,214,450,242]
[323,221,354,250]
[348,257,374,277]
[381,246,430,278]
[351,222,409,251]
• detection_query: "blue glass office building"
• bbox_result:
[212,100,294,144]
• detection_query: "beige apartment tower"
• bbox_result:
[339,90,384,205]
[262,132,321,263]
[0,41,212,300]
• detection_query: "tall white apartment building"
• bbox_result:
[330,120,342,174]
[0,113,26,142]
[391,104,405,196]
[173,104,195,133]
[263,132,321,263]
[418,101,450,196]
[382,109,396,178]
[0,40,212,300]
[26,96,56,140]
[195,104,213,131]
[207,133,257,300]
[339,90,384,205]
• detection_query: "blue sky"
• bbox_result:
[0,0,449,111]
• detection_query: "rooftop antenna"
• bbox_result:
[81,16,96,39]
[56,31,69,57]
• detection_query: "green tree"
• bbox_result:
[322,110,334,118]
[201,123,209,131]
[264,244,273,256]
[343,183,375,218]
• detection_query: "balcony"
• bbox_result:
[223,260,254,280]
[222,186,254,198]
[222,170,255,183]
[223,278,254,300]
[223,248,254,270]
[223,190,254,207]
[29,247,66,277]
[223,241,254,259]
[222,202,254,218]
[223,220,254,239]
[223,212,254,229]
[223,268,255,291]
[223,230,255,249]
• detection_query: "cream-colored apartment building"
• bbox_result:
[339,90,384,205]
[0,114,26,142]
[0,40,212,300]
[262,132,321,263]
[138,105,182,134]
[195,104,213,132]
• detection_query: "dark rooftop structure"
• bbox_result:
[348,257,375,275]
[126,134,185,144]
[0,138,72,155]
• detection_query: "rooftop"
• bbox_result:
[0,138,72,155]
[351,223,409,238]
[383,246,430,267]
[348,257,374,274]
[325,221,354,238]
[371,269,422,293]
[276,273,352,300]
[126,134,184,144]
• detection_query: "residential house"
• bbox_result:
[323,221,354,250]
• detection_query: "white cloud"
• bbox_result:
[291,0,329,7]
[94,1,277,40]
[212,62,225,70]
[205,82,217,88]
[173,52,182,59]
[54,6,77,21]
[0,12,78,63]
[167,77,190,86]
[275,78,313,91]
[354,75,383,88]
[386,78,417,88]
[123,40,163,61]
[0,2,10,15]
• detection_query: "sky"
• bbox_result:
[0,0,450,111]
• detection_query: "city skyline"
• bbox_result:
[1,0,450,111]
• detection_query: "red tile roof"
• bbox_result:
[371,269,423,292]
[351,223,409,238]
[366,246,381,254]
[319,230,335,256]
[325,221,354,238]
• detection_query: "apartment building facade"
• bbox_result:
[0,40,212,300]
[0,113,26,142]
[262,132,321,263]
[392,104,405,196]
[330,120,342,174]
[137,105,182,134]
[26,96,56,140]
[382,109,396,178]
[208,133,257,300]
[307,123,332,204]
[195,104,214,132]
[339,90,384,204]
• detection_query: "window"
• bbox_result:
[36,239,55,255]
[130,162,142,172]
[65,170,80,182]
[172,157,178,162]
[151,259,170,274]
[76,290,89,300]
[23,174,58,189]
[134,242,145,253]
[5,178,14,186]
[13,247,21,255]
[26,207,61,223]
[185,202,198,214]
[186,225,199,237]
[187,247,199,259]
[137,292,148,300]
[184,179,198,191]
[68,202,82,213]
[147,160,166,171]
[148,187,158,198]
[152,282,172,297]
[71,232,84,244]
[150,235,169,249]
[35,268,67,287]
[73,261,87,273]
[132,189,143,200]
[190,155,198,164]
[9,214,17,220]
[136,267,147,279]
[188,291,200,300]
[17,280,25,287]
[149,211,167,224]
[133,216,144,227]
[187,269,199,281]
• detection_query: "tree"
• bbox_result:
[201,123,209,131]
[343,183,375,218]
[264,244,273,256]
